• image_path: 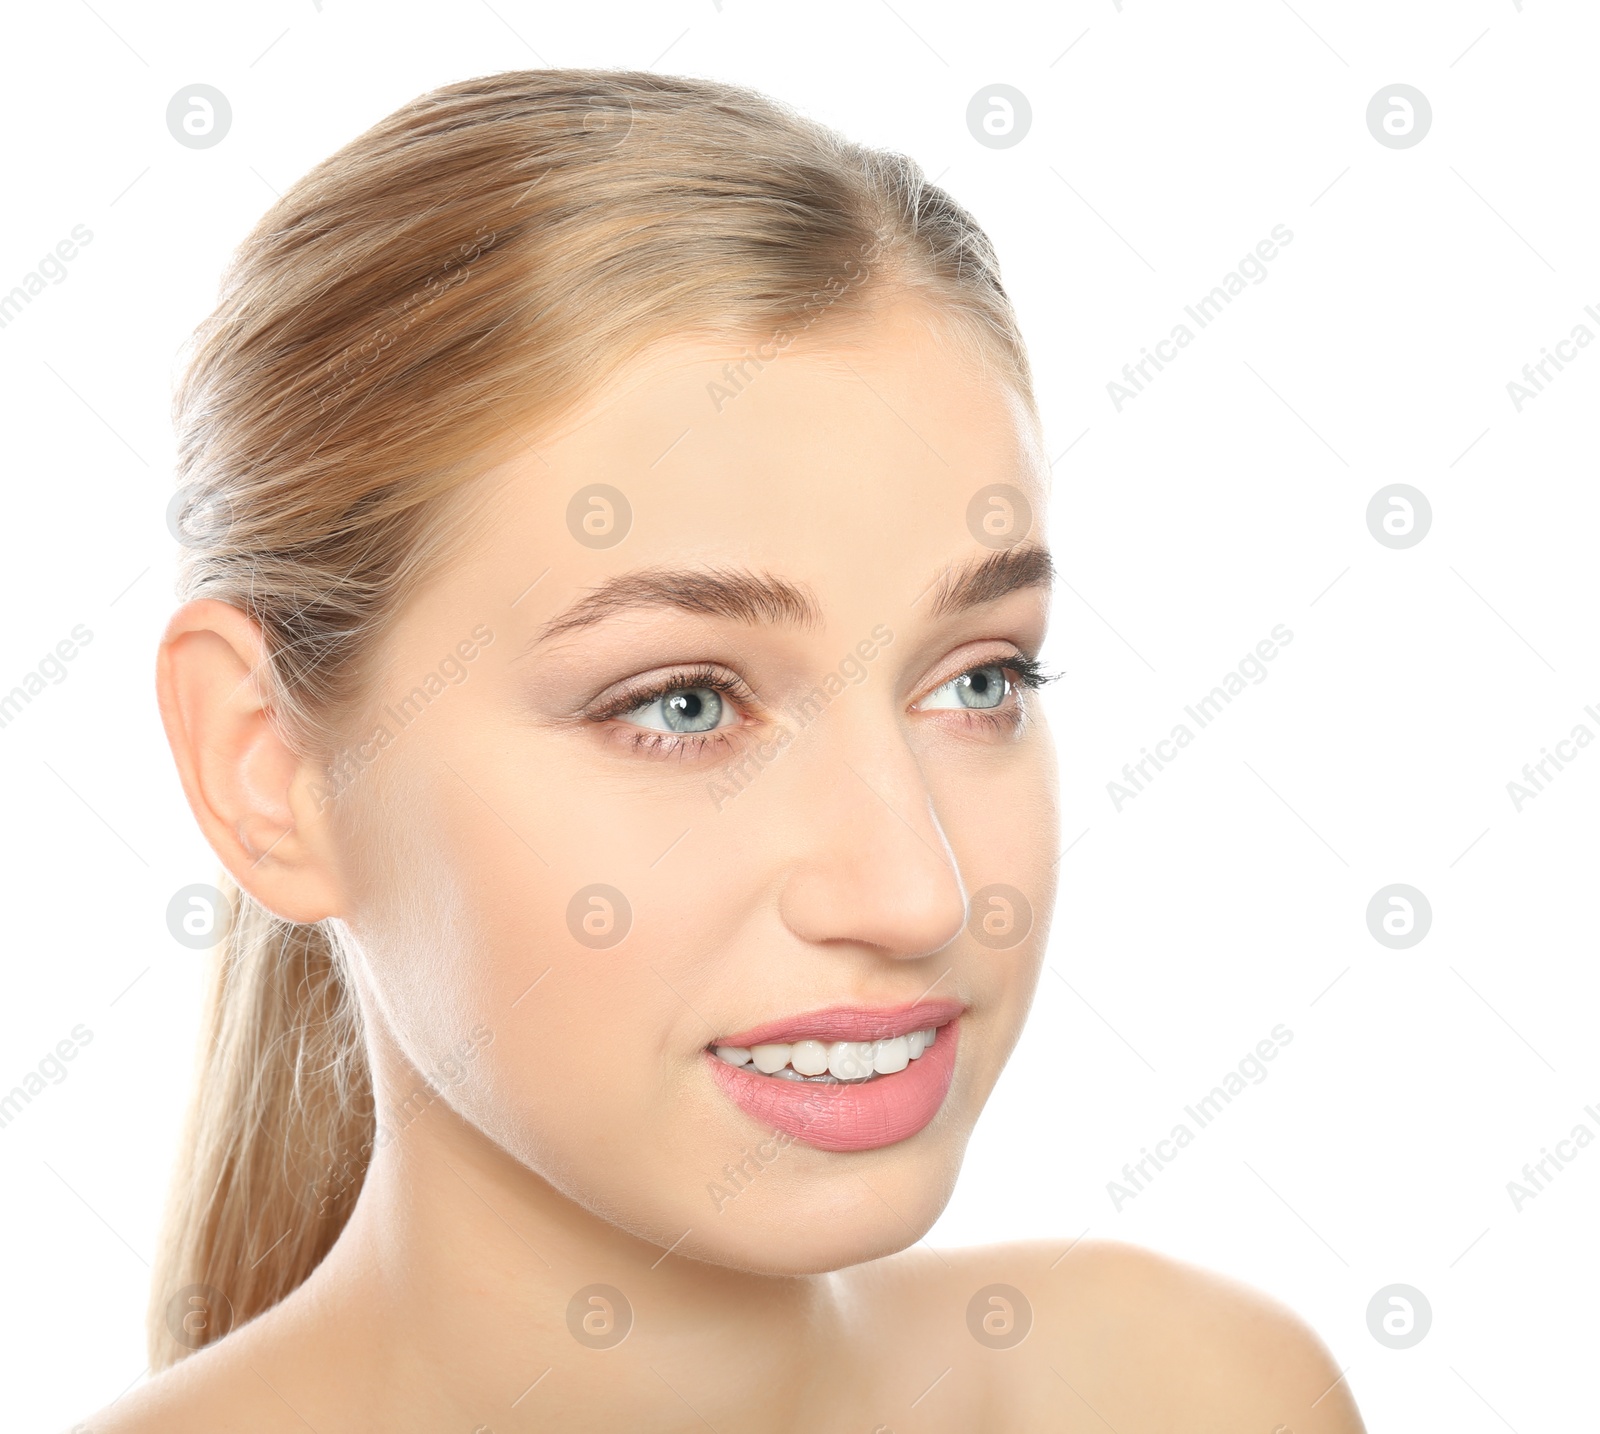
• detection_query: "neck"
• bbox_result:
[297,1074,847,1429]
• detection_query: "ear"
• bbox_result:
[155,598,344,923]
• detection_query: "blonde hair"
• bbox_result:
[151,67,1034,1369]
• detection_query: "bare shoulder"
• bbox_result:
[72,1307,326,1434]
[76,1357,267,1434]
[853,1237,1365,1432]
[1028,1238,1362,1430]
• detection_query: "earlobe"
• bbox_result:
[155,598,344,924]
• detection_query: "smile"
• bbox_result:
[704,998,964,1153]
[711,1027,940,1082]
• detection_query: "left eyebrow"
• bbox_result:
[923,545,1055,617]
[527,565,824,649]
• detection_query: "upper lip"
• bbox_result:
[711,997,966,1049]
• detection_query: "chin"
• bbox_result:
[666,1121,974,1275]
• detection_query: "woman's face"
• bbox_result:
[328,299,1058,1273]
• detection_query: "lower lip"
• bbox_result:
[703,1021,960,1153]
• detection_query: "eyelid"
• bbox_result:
[585,663,757,726]
[911,647,1050,709]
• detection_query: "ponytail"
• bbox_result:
[147,874,371,1369]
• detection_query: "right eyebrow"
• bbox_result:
[923,544,1055,618]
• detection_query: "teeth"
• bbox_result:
[790,1039,829,1076]
[828,1041,875,1079]
[750,1043,790,1074]
[712,1028,940,1081]
[872,1035,910,1074]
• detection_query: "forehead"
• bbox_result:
[476,301,1047,607]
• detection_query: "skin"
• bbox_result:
[92,299,1365,1432]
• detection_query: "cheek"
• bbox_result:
[348,723,755,1126]
[928,725,1058,932]
[925,726,1057,1074]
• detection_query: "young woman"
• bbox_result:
[93,70,1365,1432]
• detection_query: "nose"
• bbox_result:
[775,707,969,961]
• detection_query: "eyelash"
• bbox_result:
[586,656,1054,759]
[586,664,756,759]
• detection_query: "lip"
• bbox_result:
[710,997,966,1049]
[705,1011,963,1153]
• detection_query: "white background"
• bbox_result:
[2,1,1595,1428]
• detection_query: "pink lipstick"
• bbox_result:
[704,998,963,1152]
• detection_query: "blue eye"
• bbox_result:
[922,664,1010,711]
[623,685,728,733]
